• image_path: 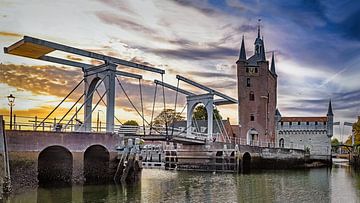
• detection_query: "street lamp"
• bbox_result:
[97,110,104,132]
[7,94,15,130]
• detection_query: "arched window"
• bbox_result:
[249,91,255,101]
[279,138,284,148]
[246,78,250,87]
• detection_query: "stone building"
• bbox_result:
[275,102,334,160]
[236,25,277,146]
[235,24,334,160]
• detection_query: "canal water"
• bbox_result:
[7,161,360,203]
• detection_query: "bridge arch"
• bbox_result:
[186,94,214,139]
[242,152,251,173]
[84,76,102,132]
[38,145,73,186]
[84,144,110,184]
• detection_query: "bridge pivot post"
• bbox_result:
[104,67,116,132]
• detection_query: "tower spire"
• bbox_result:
[239,35,246,61]
[327,99,333,116]
[257,19,261,38]
[271,51,276,75]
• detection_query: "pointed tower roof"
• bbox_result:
[260,36,266,61]
[271,51,277,75]
[238,35,246,61]
[327,100,334,116]
[275,108,281,116]
[257,20,261,38]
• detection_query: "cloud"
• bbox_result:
[148,46,237,61]
[96,12,156,34]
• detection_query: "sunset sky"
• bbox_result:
[0,0,359,141]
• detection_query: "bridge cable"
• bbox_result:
[115,76,163,135]
[214,105,230,143]
[149,83,158,135]
[58,93,85,125]
[95,89,123,125]
[63,77,106,130]
[139,79,146,136]
[160,74,168,138]
[36,79,84,130]
[171,78,180,137]
[78,89,108,131]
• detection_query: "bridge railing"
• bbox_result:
[1,114,124,132]
[231,137,276,148]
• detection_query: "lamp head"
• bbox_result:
[7,94,15,104]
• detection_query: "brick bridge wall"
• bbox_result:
[5,130,122,192]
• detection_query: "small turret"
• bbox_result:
[327,100,334,138]
[271,52,277,76]
[238,35,247,62]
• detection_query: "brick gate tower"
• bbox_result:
[236,24,277,146]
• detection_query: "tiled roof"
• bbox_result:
[280,117,328,122]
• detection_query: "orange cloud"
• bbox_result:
[0,31,22,37]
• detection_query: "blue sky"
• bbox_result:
[0,0,359,140]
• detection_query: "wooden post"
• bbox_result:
[0,116,12,193]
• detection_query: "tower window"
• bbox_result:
[246,68,249,73]
[249,91,255,101]
[250,114,255,121]
[315,121,318,125]
[289,122,292,126]
[281,122,283,126]
[246,78,250,87]
[298,122,301,125]
[306,122,309,125]
[255,68,258,73]
[324,122,327,125]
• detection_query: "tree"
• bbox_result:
[345,116,360,145]
[331,138,340,146]
[123,120,139,126]
[153,109,185,127]
[193,105,222,120]
[331,138,340,152]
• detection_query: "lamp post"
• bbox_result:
[97,110,104,132]
[7,94,15,130]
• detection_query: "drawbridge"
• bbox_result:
[4,36,237,145]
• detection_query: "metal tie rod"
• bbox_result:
[176,75,237,103]
[21,36,165,74]
[154,79,195,96]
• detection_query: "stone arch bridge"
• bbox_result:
[5,130,121,190]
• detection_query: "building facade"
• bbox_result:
[236,26,277,146]
[275,102,334,160]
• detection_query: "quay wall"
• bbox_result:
[168,142,330,172]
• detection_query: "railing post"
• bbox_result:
[42,121,45,131]
[13,114,16,130]
[34,116,37,131]
[53,117,57,131]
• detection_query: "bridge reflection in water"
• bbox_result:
[5,166,360,202]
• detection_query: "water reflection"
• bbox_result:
[7,166,360,202]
